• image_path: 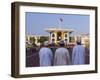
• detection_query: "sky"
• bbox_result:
[25,12,89,36]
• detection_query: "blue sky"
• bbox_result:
[25,12,89,35]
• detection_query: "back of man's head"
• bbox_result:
[76,37,81,45]
[59,40,65,47]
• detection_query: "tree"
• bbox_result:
[38,36,49,44]
[30,37,35,44]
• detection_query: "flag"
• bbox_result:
[60,18,63,22]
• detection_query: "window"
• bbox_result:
[65,39,67,41]
[52,33,55,37]
[52,39,55,41]
[65,34,67,37]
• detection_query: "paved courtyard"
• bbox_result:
[26,47,89,67]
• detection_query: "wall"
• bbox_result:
[0,0,100,80]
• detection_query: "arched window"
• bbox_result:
[65,39,67,41]
[52,39,55,41]
[52,33,55,37]
[65,34,67,37]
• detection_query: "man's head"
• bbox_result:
[76,37,81,45]
[59,40,65,47]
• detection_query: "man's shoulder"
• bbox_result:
[55,48,61,51]
[39,47,52,53]
[56,47,68,51]
[40,47,47,51]
[73,45,85,49]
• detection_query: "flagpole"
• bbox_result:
[59,18,63,29]
[59,19,61,29]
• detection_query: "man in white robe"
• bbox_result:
[72,37,85,65]
[54,40,70,66]
[39,41,53,66]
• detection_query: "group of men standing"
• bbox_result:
[39,38,87,66]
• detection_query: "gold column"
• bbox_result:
[62,32,64,40]
[54,32,57,44]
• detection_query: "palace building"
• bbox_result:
[26,27,89,47]
[45,28,74,44]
